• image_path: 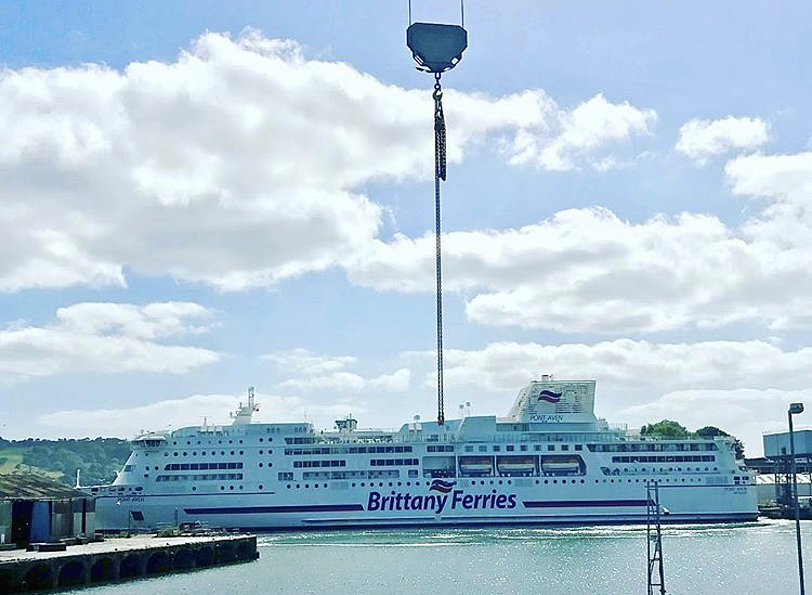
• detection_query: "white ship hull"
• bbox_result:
[96,482,756,531]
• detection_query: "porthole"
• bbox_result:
[230,485,234,490]
[296,484,301,489]
[259,463,264,468]
[259,484,264,490]
[192,486,197,491]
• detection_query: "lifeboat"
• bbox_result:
[458,456,493,476]
[496,456,537,476]
[541,456,582,475]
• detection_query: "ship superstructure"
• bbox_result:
[93,378,757,531]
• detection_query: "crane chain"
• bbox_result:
[433,72,446,426]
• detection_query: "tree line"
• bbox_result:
[639,420,745,458]
[0,436,131,486]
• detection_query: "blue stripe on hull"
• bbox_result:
[184,504,364,515]
[523,499,649,508]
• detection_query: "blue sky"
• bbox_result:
[1,1,811,456]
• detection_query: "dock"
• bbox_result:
[0,533,258,593]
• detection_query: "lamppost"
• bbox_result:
[789,402,805,595]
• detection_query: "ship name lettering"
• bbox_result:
[366,490,517,514]
[529,414,564,422]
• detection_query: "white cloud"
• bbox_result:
[619,388,812,457]
[265,348,411,393]
[277,368,411,393]
[508,93,656,171]
[676,116,769,165]
[261,348,356,376]
[727,151,812,250]
[0,31,655,293]
[349,204,812,333]
[432,339,812,394]
[35,391,366,438]
[0,302,220,378]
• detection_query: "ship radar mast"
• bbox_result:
[231,386,260,425]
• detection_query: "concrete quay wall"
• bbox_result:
[0,534,258,593]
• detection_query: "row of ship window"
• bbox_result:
[611,455,715,464]
[280,475,708,490]
[463,444,583,453]
[165,450,246,457]
[589,442,718,452]
[156,473,243,482]
[285,445,414,455]
[164,462,243,471]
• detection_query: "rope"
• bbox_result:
[433,73,446,426]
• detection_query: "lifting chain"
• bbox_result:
[433,72,446,426]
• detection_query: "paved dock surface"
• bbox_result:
[0,533,258,593]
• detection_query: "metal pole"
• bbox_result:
[789,409,806,595]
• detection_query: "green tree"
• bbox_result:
[640,420,691,439]
[695,426,745,459]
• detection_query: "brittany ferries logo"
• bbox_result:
[538,390,562,403]
[429,479,456,493]
[367,481,517,514]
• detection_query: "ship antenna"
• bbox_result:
[406,1,467,426]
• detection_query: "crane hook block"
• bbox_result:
[407,22,467,74]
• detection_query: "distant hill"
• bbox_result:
[0,436,131,486]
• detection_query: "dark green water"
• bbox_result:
[66,520,811,594]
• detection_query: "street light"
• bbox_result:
[788,402,805,595]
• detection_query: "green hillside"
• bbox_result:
[0,437,131,486]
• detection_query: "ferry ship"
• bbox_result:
[92,377,758,531]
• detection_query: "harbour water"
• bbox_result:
[64,520,810,594]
